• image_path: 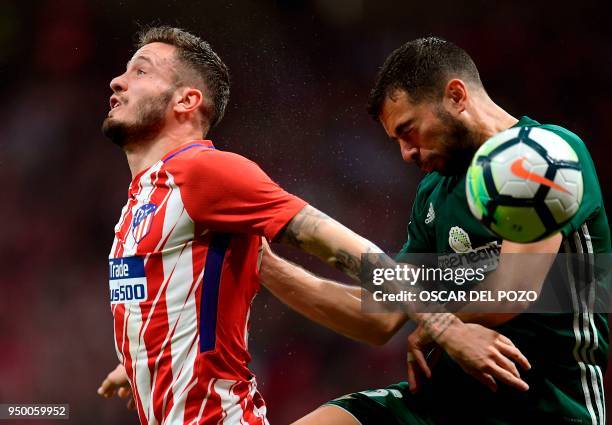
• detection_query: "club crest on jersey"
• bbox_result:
[132,203,157,243]
[448,226,472,253]
[425,202,436,224]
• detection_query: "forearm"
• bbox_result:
[277,205,383,280]
[260,250,408,345]
[277,205,465,341]
[455,312,518,328]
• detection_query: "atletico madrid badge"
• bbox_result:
[132,203,157,243]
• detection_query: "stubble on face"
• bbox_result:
[102,87,175,148]
[431,105,482,176]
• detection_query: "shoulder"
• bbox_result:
[534,123,599,180]
[166,146,262,180]
[413,172,445,212]
[536,123,590,156]
[416,172,445,195]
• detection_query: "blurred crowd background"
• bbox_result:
[1,0,611,423]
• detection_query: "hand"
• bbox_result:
[406,325,442,393]
[436,322,531,392]
[97,363,136,410]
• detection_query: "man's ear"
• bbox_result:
[443,79,468,113]
[174,87,203,115]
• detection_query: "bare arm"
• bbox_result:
[276,205,382,280]
[260,241,408,345]
[275,205,460,340]
[271,205,531,391]
[261,240,530,391]
[405,233,561,391]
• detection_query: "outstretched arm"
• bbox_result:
[260,240,407,345]
[270,206,531,391]
[275,205,455,338]
[276,205,382,280]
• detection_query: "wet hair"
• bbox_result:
[136,26,230,128]
[367,37,482,120]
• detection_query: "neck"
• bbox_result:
[124,127,205,179]
[469,93,518,145]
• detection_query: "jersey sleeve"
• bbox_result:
[543,125,603,237]
[174,150,307,240]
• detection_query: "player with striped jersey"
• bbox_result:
[96,27,533,424]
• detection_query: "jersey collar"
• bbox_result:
[128,140,216,195]
[513,116,540,128]
[161,140,215,163]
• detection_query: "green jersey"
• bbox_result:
[328,117,610,424]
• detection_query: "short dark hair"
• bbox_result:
[367,37,482,120]
[136,26,230,128]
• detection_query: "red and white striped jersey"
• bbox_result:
[109,140,306,424]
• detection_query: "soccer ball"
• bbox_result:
[466,126,583,243]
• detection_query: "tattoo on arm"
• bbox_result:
[278,207,460,329]
[335,249,372,281]
[277,205,331,248]
[422,313,456,341]
[278,206,380,280]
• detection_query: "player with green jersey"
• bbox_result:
[323,115,610,424]
[261,38,610,424]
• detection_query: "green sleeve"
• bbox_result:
[543,125,603,237]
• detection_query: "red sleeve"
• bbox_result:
[172,149,307,239]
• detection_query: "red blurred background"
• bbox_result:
[0,0,610,423]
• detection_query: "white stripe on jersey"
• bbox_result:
[191,379,217,425]
[111,203,130,254]
[156,242,202,423]
[127,301,155,424]
[249,380,269,425]
[214,380,241,424]
[566,227,604,425]
[154,172,192,253]
[139,169,199,423]
[581,224,605,425]
[125,165,163,425]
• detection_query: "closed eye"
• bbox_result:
[394,119,414,140]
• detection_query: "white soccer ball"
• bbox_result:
[466,127,583,243]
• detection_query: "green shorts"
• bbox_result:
[326,382,435,425]
[325,356,600,425]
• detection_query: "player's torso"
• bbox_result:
[421,173,502,257]
[108,152,266,424]
[413,121,609,424]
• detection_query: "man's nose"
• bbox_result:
[400,141,418,163]
[110,73,127,93]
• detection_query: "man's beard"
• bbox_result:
[102,89,173,147]
[434,106,481,176]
